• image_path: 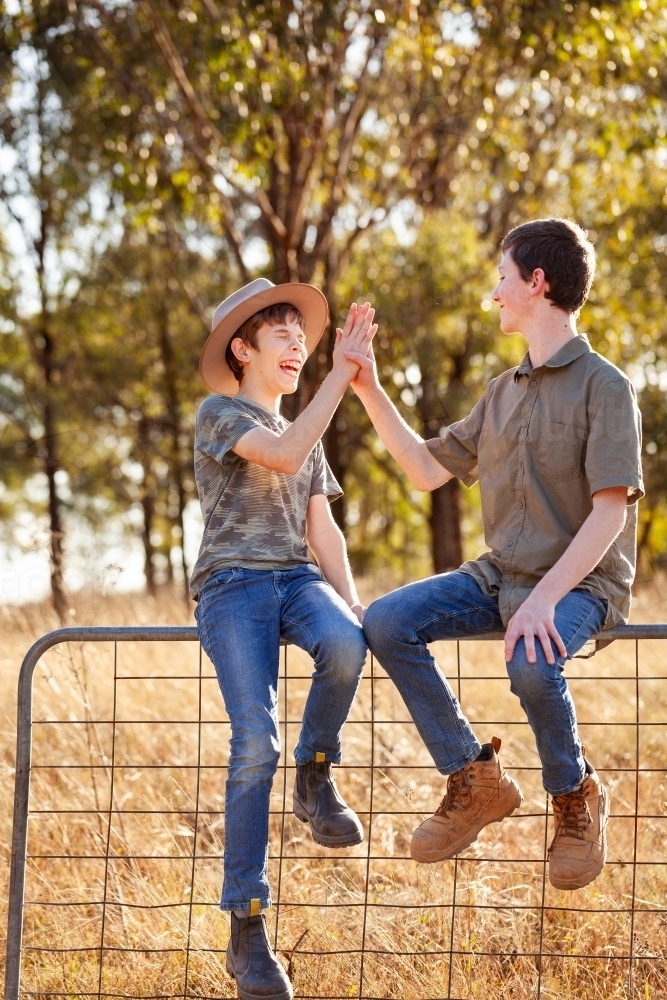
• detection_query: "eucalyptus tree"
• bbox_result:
[5,0,667,579]
[51,0,661,560]
[68,227,224,598]
[0,27,119,618]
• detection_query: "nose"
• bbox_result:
[492,282,502,302]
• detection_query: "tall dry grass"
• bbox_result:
[1,582,666,999]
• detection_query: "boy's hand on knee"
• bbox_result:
[505,595,567,665]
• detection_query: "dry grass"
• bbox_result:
[1,582,667,999]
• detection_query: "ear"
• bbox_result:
[529,267,549,297]
[229,336,253,364]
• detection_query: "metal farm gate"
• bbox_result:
[4,625,667,999]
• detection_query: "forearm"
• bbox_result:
[356,383,452,491]
[237,369,349,474]
[531,501,626,607]
[310,524,360,609]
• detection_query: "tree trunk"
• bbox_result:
[429,479,463,574]
[325,417,346,530]
[157,307,190,601]
[137,417,156,596]
[417,375,464,575]
[35,195,67,622]
[42,388,68,621]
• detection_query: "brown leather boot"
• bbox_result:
[293,759,363,847]
[548,762,609,890]
[411,738,523,863]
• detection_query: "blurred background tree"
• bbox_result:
[1,0,667,610]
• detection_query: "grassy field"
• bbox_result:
[1,582,666,999]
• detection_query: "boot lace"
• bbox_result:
[549,789,592,851]
[435,766,473,816]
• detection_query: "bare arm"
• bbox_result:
[345,344,453,491]
[504,486,629,665]
[306,494,364,623]
[233,304,377,474]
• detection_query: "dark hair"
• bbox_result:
[225,302,305,384]
[500,218,596,313]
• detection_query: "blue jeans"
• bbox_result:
[195,564,366,912]
[363,571,607,797]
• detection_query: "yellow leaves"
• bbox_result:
[171,170,190,188]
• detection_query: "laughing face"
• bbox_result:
[235,317,308,395]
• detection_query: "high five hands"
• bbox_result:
[338,304,380,397]
[333,302,378,382]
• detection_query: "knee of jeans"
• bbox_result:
[506,645,555,701]
[363,596,406,653]
[317,623,367,682]
[228,729,280,781]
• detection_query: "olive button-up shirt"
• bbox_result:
[426,335,644,629]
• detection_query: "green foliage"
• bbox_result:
[2,0,667,598]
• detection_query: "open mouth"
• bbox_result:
[279,360,301,376]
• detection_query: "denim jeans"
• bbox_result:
[363,570,607,797]
[195,564,366,912]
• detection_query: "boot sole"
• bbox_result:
[226,961,294,1000]
[293,795,364,847]
[411,785,524,864]
[549,787,609,891]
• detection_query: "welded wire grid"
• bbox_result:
[7,629,667,999]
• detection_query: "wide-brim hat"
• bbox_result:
[200,278,329,395]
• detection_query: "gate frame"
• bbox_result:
[5,622,667,1000]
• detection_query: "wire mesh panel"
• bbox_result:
[5,626,667,1000]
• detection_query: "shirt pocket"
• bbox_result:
[535,421,586,482]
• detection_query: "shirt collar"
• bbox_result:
[514,334,592,381]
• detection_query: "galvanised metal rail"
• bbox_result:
[4,625,667,1000]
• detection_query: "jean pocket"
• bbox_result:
[199,567,237,599]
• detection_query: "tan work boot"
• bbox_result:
[548,762,609,890]
[410,737,523,863]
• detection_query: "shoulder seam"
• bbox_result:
[587,353,631,386]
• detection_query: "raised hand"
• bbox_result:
[345,340,380,398]
[332,302,377,381]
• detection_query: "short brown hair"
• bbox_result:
[225,302,305,384]
[501,218,596,313]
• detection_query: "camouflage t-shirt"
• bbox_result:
[189,395,342,598]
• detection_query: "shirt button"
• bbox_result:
[531,381,537,386]
[518,502,524,508]
[522,420,528,427]
[505,575,512,582]
[507,541,513,547]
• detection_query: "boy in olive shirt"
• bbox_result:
[192,279,376,1000]
[346,219,643,892]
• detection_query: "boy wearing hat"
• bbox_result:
[191,279,377,1000]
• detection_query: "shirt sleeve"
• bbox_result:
[309,441,343,501]
[195,397,261,468]
[585,377,644,503]
[424,392,487,488]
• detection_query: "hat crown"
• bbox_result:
[212,278,276,333]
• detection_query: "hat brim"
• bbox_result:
[199,283,329,395]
